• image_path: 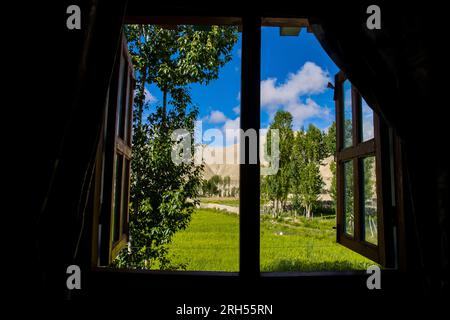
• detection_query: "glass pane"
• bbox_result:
[362,157,378,245]
[343,160,354,236]
[361,98,374,142]
[343,80,353,148]
[113,154,123,243]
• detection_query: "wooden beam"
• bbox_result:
[262,17,309,28]
[124,16,242,26]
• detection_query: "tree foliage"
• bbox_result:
[202,175,232,197]
[324,121,336,157]
[125,25,237,124]
[261,115,340,219]
[290,124,324,218]
[264,111,294,215]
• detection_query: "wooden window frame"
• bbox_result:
[335,71,393,267]
[89,14,401,275]
[94,33,135,265]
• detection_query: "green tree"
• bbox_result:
[343,161,354,233]
[209,175,222,196]
[343,119,352,148]
[201,179,209,196]
[298,162,323,218]
[222,176,231,197]
[304,123,326,163]
[125,25,237,128]
[264,111,294,216]
[125,105,203,269]
[363,157,375,201]
[230,186,238,198]
[363,156,376,240]
[291,124,324,219]
[116,25,238,269]
[324,121,336,157]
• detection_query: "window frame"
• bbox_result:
[89,15,400,274]
[95,33,135,265]
[111,37,134,258]
[335,71,392,266]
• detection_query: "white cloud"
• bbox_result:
[223,116,240,130]
[260,62,332,130]
[285,98,331,130]
[362,100,374,140]
[223,116,241,146]
[344,88,352,109]
[231,92,241,115]
[261,61,330,108]
[362,118,374,140]
[144,88,158,104]
[208,110,228,124]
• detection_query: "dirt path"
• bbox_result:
[199,202,239,214]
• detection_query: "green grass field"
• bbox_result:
[167,208,376,272]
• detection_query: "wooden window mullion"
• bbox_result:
[352,86,361,146]
[374,112,390,266]
[119,156,125,240]
[353,158,361,241]
[96,32,135,265]
[335,72,344,152]
[126,72,135,146]
[335,72,343,241]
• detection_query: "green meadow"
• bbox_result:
[166,208,376,272]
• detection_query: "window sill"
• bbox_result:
[91,266,396,278]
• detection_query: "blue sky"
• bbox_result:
[144,27,340,146]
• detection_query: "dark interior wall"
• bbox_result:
[21,0,448,303]
[310,2,448,294]
[23,0,127,298]
[20,1,91,296]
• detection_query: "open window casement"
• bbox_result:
[96,33,135,265]
[334,71,395,267]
